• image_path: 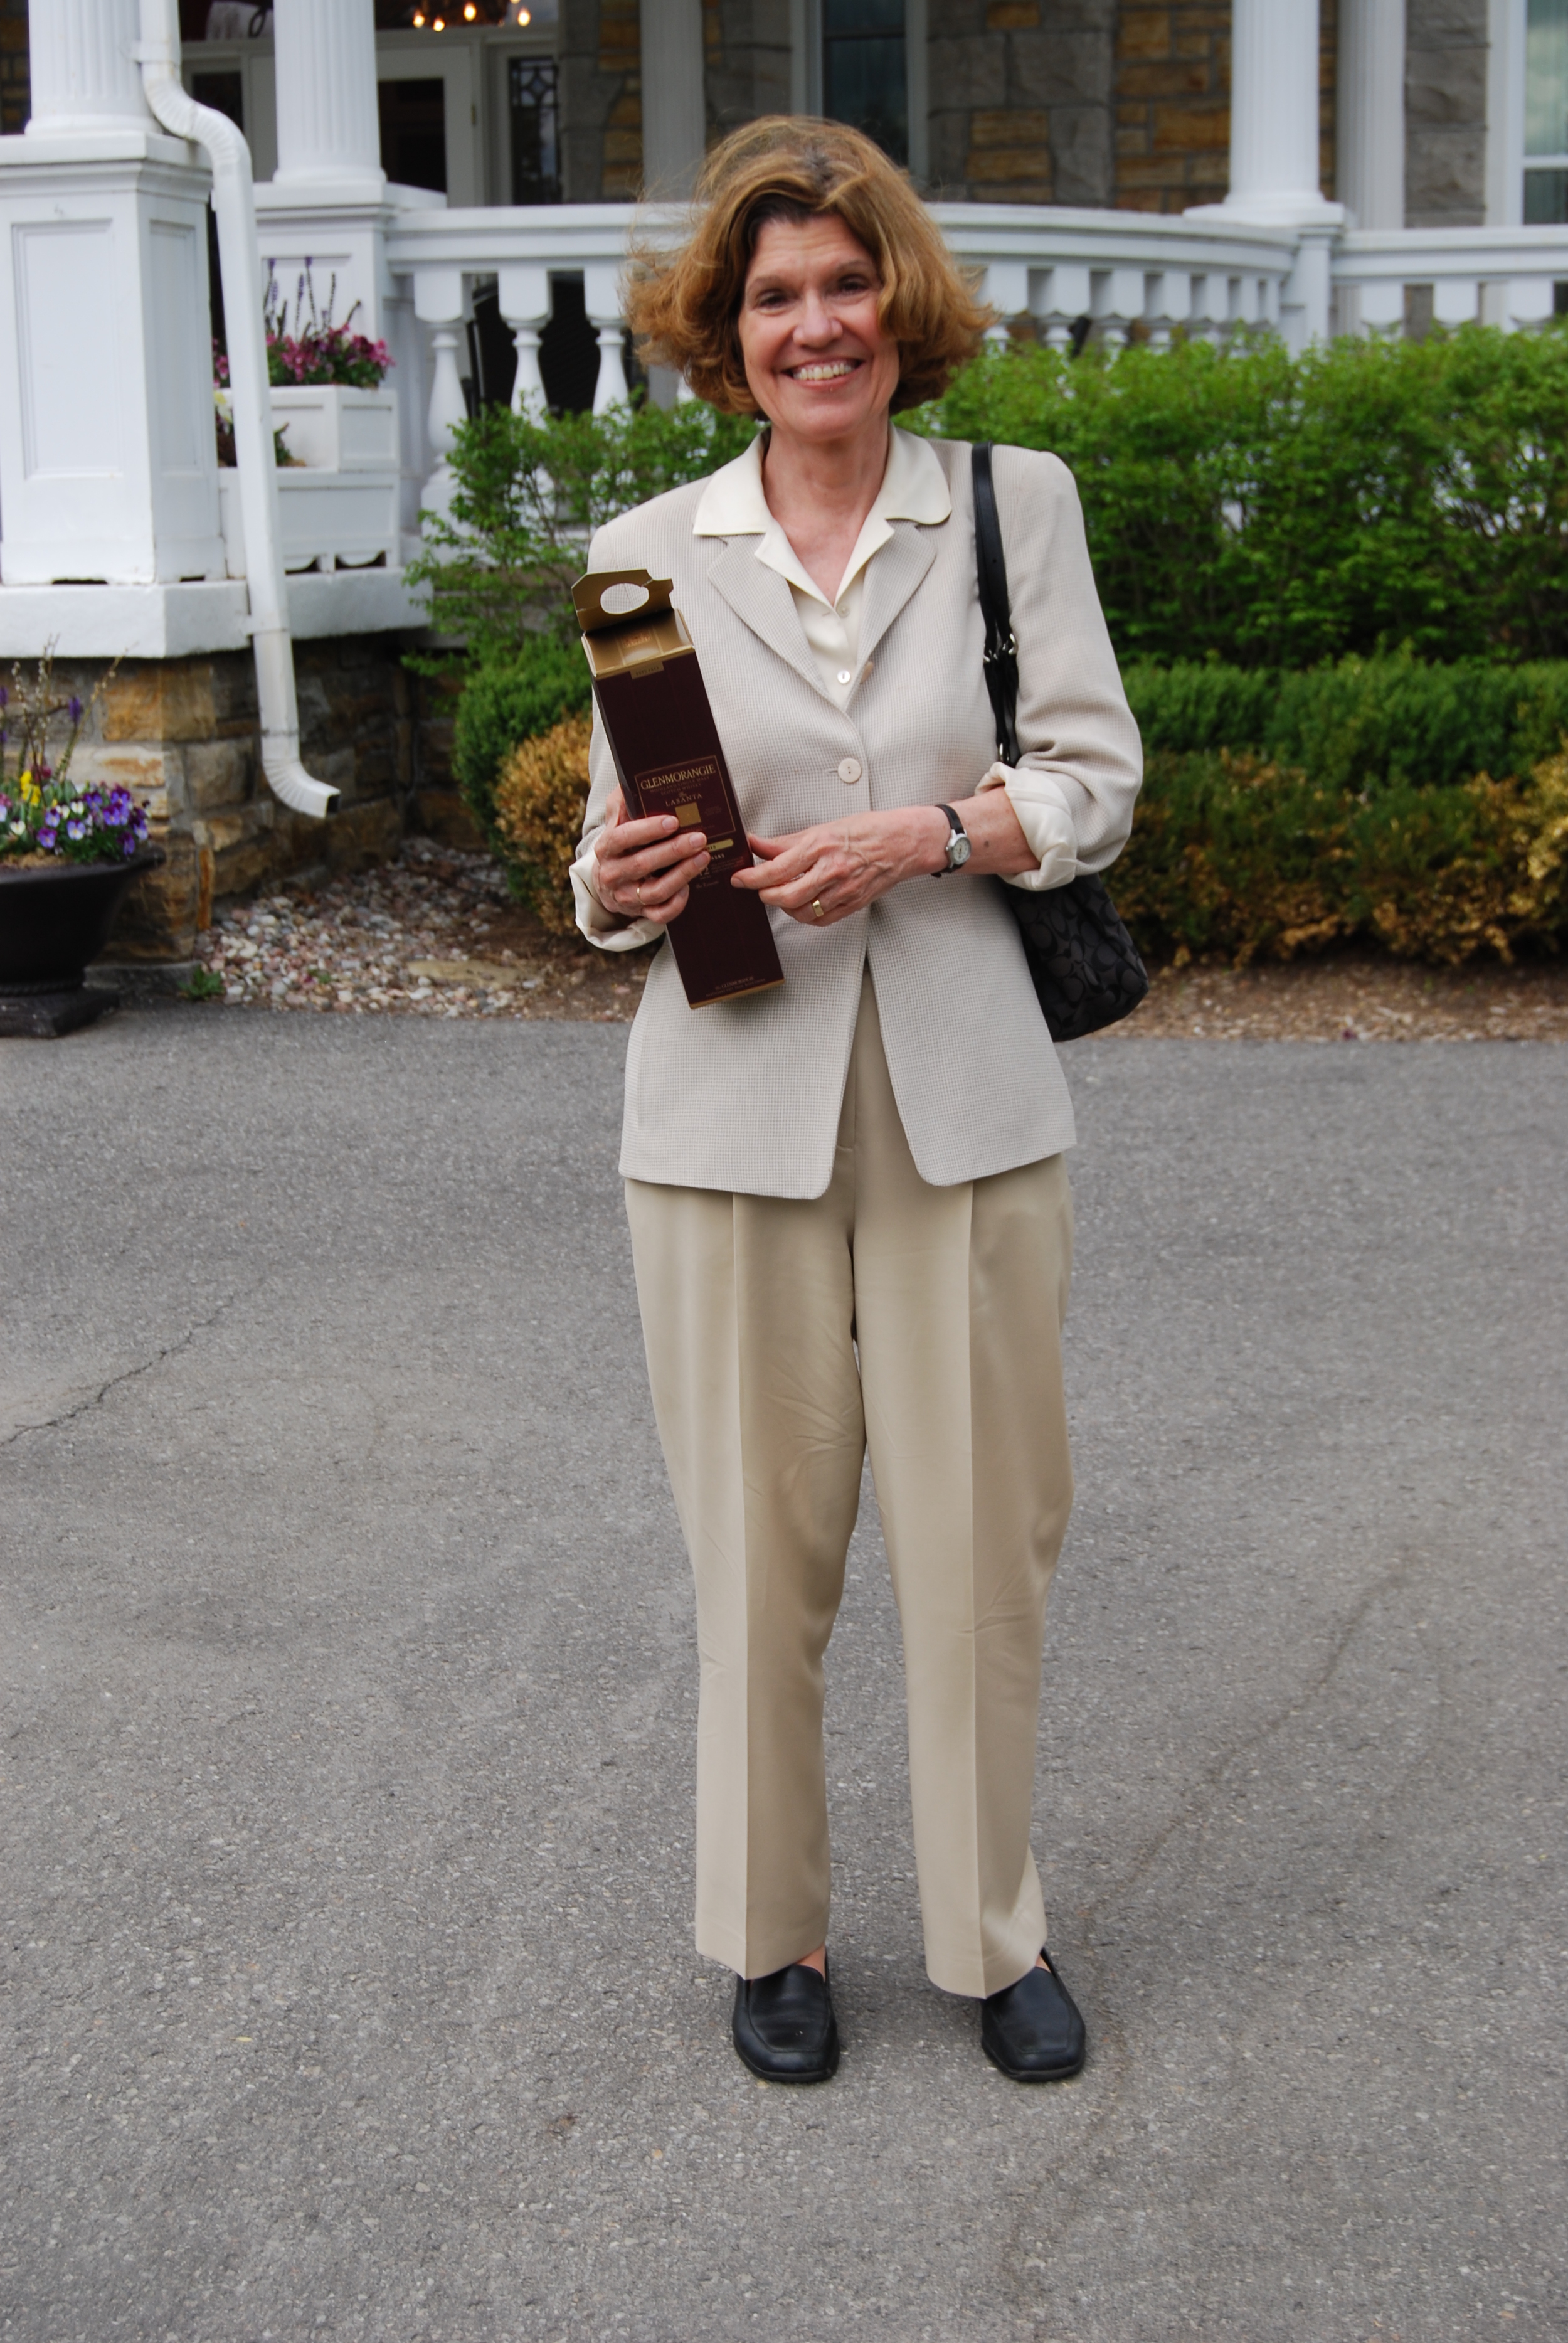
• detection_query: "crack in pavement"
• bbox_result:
[997,1546,1427,2310]
[1,1287,257,1450]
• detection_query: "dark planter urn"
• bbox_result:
[0,847,166,1038]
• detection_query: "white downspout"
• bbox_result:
[135,0,339,819]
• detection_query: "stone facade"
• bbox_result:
[560,0,644,202]
[1406,0,1489,226]
[703,0,793,144]
[40,635,453,966]
[928,0,1116,206]
[0,0,28,136]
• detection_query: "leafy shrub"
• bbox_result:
[923,324,1568,666]
[1113,747,1568,965]
[492,713,593,935]
[1123,657,1568,794]
[408,399,757,661]
[453,635,592,850]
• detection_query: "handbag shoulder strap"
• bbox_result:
[972,441,1020,767]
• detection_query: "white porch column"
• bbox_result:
[272,0,384,195]
[1227,0,1327,215]
[1186,0,1343,343]
[0,0,224,586]
[26,0,151,132]
[639,0,706,199]
[1337,0,1406,229]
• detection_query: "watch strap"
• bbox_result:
[936,803,967,874]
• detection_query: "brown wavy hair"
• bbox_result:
[626,118,992,417]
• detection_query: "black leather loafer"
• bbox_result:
[980,1947,1086,2082]
[732,1959,840,2083]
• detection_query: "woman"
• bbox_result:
[569,119,1141,2085]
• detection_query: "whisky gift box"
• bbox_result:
[573,568,784,1009]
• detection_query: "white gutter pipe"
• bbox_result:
[135,0,339,819]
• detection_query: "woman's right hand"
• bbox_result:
[592,789,710,927]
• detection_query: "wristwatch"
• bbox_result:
[934,803,972,874]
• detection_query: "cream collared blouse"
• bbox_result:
[570,428,1079,950]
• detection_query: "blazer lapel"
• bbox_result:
[706,539,830,701]
[856,521,939,677]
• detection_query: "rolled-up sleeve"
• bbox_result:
[975,446,1142,892]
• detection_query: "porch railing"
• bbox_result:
[379,201,1568,541]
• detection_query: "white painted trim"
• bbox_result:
[0,570,428,659]
[1486,0,1527,226]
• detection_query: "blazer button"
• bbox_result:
[837,756,863,785]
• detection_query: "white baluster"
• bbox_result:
[1506,277,1555,328]
[1030,262,1090,350]
[498,263,551,417]
[1092,267,1143,351]
[1144,270,1190,348]
[415,267,468,522]
[1433,276,1479,327]
[584,262,630,414]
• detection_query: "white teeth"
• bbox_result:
[792,362,855,381]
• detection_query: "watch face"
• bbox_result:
[950,833,972,866]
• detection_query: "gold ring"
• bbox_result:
[812,898,824,920]
[636,883,643,905]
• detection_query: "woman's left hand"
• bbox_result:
[731,805,948,927]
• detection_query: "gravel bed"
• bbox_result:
[193,838,650,1022]
[189,837,1568,1041]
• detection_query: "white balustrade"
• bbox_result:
[1334,227,1567,337]
[376,198,1568,539]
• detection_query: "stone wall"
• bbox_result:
[559,0,643,201]
[41,634,454,967]
[1406,0,1488,226]
[928,0,1116,206]
[1,0,29,136]
[703,0,793,145]
[1112,0,1338,213]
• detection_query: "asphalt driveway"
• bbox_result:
[3,1006,1564,2342]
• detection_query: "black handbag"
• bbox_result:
[972,442,1148,1044]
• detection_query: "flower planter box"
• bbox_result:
[0,846,166,1037]
[270,385,398,473]
[219,469,400,578]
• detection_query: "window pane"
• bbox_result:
[1523,165,1568,220]
[1526,0,1568,157]
[191,71,245,131]
[509,58,561,204]
[824,3,908,166]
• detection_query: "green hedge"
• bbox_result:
[1113,748,1568,965]
[453,636,591,851]
[1123,657,1568,793]
[923,324,1568,666]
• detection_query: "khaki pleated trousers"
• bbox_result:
[624,972,1074,1999]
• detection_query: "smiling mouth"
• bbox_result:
[787,359,861,383]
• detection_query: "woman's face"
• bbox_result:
[737,213,900,446]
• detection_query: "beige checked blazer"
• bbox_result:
[579,436,1143,1199]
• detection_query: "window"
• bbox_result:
[509,57,561,203]
[823,0,908,166]
[1525,0,1568,220]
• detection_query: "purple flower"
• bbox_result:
[0,684,8,708]
[68,696,83,725]
[123,834,139,858]
[65,818,86,841]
